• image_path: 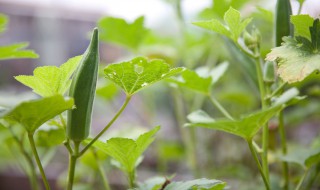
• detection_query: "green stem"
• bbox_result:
[128,170,136,188]
[28,133,51,190]
[279,110,289,190]
[9,129,39,190]
[255,57,269,182]
[79,95,131,156]
[295,169,309,190]
[208,94,234,120]
[67,141,80,190]
[306,162,320,189]
[93,150,111,190]
[247,141,270,190]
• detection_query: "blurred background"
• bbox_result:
[0,0,320,189]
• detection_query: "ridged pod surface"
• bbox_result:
[67,28,99,142]
[275,0,293,46]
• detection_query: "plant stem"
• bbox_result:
[128,170,136,188]
[295,169,309,190]
[247,140,270,190]
[254,57,269,182]
[93,150,111,190]
[9,129,39,190]
[67,141,80,190]
[306,162,320,189]
[80,95,131,156]
[208,94,234,120]
[28,133,51,190]
[279,110,289,190]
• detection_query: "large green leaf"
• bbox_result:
[91,126,160,173]
[186,106,282,140]
[0,43,38,60]
[98,16,149,50]
[194,7,252,42]
[15,56,81,97]
[104,57,184,95]
[0,95,74,133]
[279,147,320,169]
[0,13,8,34]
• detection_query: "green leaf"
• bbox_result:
[290,15,314,40]
[96,81,119,100]
[194,7,252,42]
[35,127,66,147]
[98,16,149,50]
[164,178,226,190]
[273,88,300,106]
[186,106,282,140]
[133,177,166,190]
[91,126,160,173]
[0,13,8,34]
[15,56,81,97]
[0,43,39,60]
[104,57,184,95]
[167,69,212,94]
[279,147,320,169]
[0,95,74,133]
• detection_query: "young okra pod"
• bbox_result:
[275,0,293,46]
[67,28,99,142]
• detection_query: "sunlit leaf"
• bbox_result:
[104,57,184,95]
[91,126,160,173]
[194,7,252,42]
[186,106,282,140]
[98,16,149,50]
[15,56,81,97]
[279,147,320,169]
[0,43,38,60]
[1,95,74,133]
[290,15,314,40]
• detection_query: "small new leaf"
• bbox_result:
[15,56,81,97]
[98,16,149,50]
[104,57,184,95]
[193,7,252,42]
[0,95,74,133]
[186,106,282,141]
[91,126,160,173]
[0,43,38,60]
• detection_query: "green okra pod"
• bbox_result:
[67,28,99,142]
[275,0,293,46]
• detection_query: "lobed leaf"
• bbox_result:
[15,56,81,97]
[91,126,160,173]
[0,95,74,133]
[98,16,149,50]
[104,57,184,95]
[290,15,314,40]
[0,43,38,60]
[186,106,282,140]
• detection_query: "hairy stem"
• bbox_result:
[80,96,131,156]
[67,141,80,190]
[247,141,270,190]
[28,133,51,190]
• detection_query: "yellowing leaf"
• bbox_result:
[15,56,81,97]
[104,57,184,95]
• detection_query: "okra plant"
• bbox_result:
[1,0,320,189]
